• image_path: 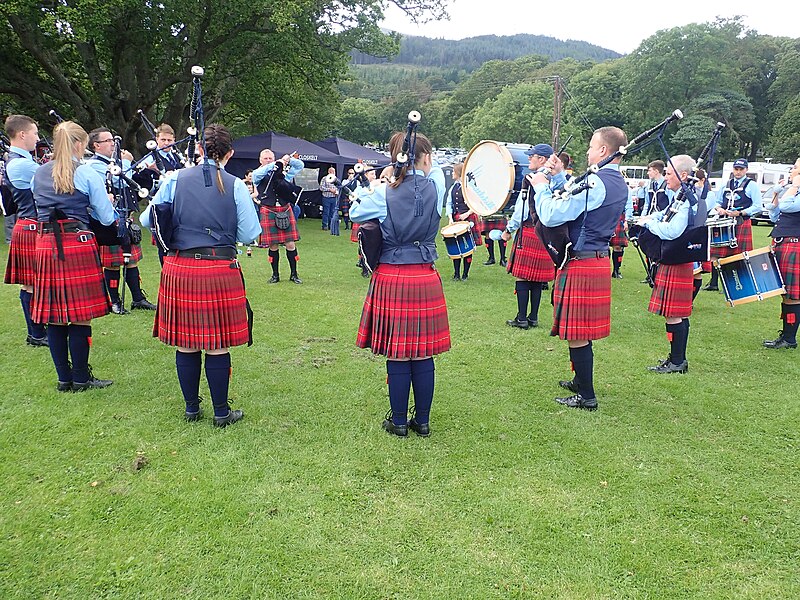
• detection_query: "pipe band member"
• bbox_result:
[350,131,449,437]
[3,114,47,346]
[764,158,800,350]
[530,126,629,411]
[445,162,483,281]
[31,121,116,392]
[141,124,261,427]
[252,148,304,284]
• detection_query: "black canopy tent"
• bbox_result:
[312,137,389,178]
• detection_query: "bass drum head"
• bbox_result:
[461,141,533,217]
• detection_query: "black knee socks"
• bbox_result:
[499,240,507,261]
[286,248,299,277]
[20,289,45,339]
[268,250,280,277]
[104,269,121,303]
[453,258,461,278]
[783,304,800,344]
[68,324,92,383]
[569,342,595,399]
[462,256,472,278]
[528,283,542,321]
[387,360,412,426]
[692,278,702,300]
[666,320,689,364]
[47,324,71,383]
[515,281,530,320]
[125,266,145,302]
[176,351,202,412]
[708,268,719,287]
[410,358,435,424]
[612,250,623,274]
[486,239,495,260]
[204,353,232,417]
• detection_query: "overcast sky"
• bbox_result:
[379,1,798,55]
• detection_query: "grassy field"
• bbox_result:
[1,218,798,599]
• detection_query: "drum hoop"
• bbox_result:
[715,246,773,266]
[461,140,515,217]
[441,222,470,236]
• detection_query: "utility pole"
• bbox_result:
[551,76,562,151]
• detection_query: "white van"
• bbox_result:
[717,161,793,225]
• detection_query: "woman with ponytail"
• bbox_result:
[350,131,450,437]
[141,124,261,427]
[31,121,116,392]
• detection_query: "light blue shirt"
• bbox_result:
[31,161,115,225]
[350,166,446,223]
[533,164,620,228]
[710,176,762,217]
[140,161,261,243]
[252,157,304,186]
[85,155,133,189]
[507,171,567,233]
[769,189,800,222]
[642,187,693,240]
[6,146,38,189]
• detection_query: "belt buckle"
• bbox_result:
[78,234,89,243]
[193,253,203,260]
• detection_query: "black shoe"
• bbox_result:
[541,283,549,290]
[26,335,49,347]
[499,258,508,267]
[461,274,468,281]
[56,381,72,392]
[361,268,371,278]
[382,417,408,437]
[558,379,579,394]
[701,284,719,292]
[650,360,688,374]
[185,407,203,422]
[268,275,280,284]
[130,298,157,310]
[408,418,430,437]
[453,273,461,281]
[612,272,622,279]
[72,374,114,392]
[214,409,244,428]
[484,258,496,266]
[289,274,303,284]
[111,302,128,315]
[527,318,538,328]
[763,334,797,349]
[640,279,651,285]
[647,356,672,371]
[555,394,598,411]
[506,317,529,330]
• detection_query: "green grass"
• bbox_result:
[1,219,798,599]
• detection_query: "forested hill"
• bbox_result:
[351,33,621,70]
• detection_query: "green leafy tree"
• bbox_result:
[334,98,383,145]
[768,96,800,162]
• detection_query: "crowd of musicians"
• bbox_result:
[3,110,799,434]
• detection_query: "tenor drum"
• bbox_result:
[707,217,737,248]
[441,221,476,259]
[715,247,785,307]
[461,141,532,217]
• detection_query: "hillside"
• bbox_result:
[351,33,621,71]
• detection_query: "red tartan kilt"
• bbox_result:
[340,198,351,218]
[356,262,451,359]
[648,262,694,318]
[774,239,800,300]
[155,255,250,350]
[710,219,753,259]
[259,205,299,246]
[508,225,555,282]
[551,256,611,340]
[609,217,628,247]
[700,261,713,274]
[478,216,507,236]
[4,218,39,286]
[32,225,110,323]
[453,212,483,246]
[99,243,143,268]
[350,222,360,243]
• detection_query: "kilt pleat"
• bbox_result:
[551,256,611,340]
[774,239,800,300]
[259,205,299,246]
[609,215,628,247]
[648,262,694,318]
[4,218,39,286]
[710,219,753,259]
[155,255,250,350]
[508,225,555,282]
[32,226,110,323]
[356,263,451,359]
[100,243,144,268]
[453,212,483,246]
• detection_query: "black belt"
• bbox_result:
[775,237,800,244]
[169,247,237,260]
[570,250,609,259]
[40,221,84,234]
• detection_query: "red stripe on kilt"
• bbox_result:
[155,255,250,350]
[648,262,694,318]
[478,216,507,236]
[609,216,628,247]
[551,256,611,340]
[356,262,451,359]
[700,260,712,274]
[32,227,110,323]
[350,222,360,243]
[508,225,555,282]
[259,205,299,246]
[454,212,483,246]
[710,219,753,259]
[4,218,38,286]
[774,239,800,300]
[100,243,144,267]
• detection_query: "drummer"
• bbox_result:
[445,162,482,280]
[703,158,761,291]
[501,143,559,329]
[764,158,800,350]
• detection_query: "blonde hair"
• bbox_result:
[52,121,88,194]
[453,162,464,178]
[156,123,175,136]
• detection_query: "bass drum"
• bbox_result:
[461,141,532,217]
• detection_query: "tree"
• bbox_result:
[334,98,382,145]
[0,0,449,149]
[768,96,800,163]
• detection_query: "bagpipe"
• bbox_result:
[256,151,303,206]
[635,121,726,265]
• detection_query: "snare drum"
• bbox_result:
[714,247,786,307]
[707,217,737,248]
[461,141,532,217]
[441,221,476,259]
